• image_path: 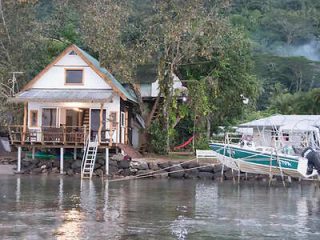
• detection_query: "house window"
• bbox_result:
[69,50,77,55]
[65,69,83,84]
[283,133,289,141]
[42,108,57,127]
[30,110,38,127]
[120,112,125,127]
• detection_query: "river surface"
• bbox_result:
[0,176,319,240]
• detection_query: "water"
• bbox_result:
[0,176,319,240]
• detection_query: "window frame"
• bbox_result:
[30,110,38,127]
[64,68,84,85]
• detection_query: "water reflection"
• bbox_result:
[2,176,320,239]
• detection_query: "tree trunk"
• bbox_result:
[206,116,211,140]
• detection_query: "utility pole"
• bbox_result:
[9,72,23,96]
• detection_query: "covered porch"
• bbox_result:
[8,89,127,147]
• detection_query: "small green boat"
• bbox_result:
[209,142,318,178]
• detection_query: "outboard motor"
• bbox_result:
[301,147,320,175]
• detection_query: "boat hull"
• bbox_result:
[209,143,317,178]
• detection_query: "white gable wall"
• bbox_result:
[31,52,112,89]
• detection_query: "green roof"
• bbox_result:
[74,45,138,103]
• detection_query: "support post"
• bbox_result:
[17,146,21,172]
[98,103,104,144]
[60,147,64,174]
[22,102,28,144]
[32,147,35,160]
[105,148,109,176]
[73,148,77,160]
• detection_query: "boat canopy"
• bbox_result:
[279,122,319,133]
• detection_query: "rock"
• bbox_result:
[95,169,104,177]
[109,165,119,174]
[94,163,101,170]
[96,158,105,165]
[120,168,131,177]
[181,161,199,169]
[148,162,160,171]
[42,168,48,173]
[118,160,130,169]
[184,169,199,179]
[157,161,171,170]
[168,166,184,178]
[40,165,47,169]
[66,169,74,176]
[52,159,60,168]
[32,168,42,174]
[129,167,138,175]
[109,160,118,167]
[198,172,214,180]
[31,159,40,166]
[111,153,124,161]
[74,167,81,174]
[199,165,214,172]
[71,160,82,169]
[130,161,149,170]
[213,164,224,173]
[52,167,59,173]
[136,170,153,177]
[22,161,31,168]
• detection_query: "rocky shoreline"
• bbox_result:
[11,153,296,182]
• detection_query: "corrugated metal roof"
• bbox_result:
[11,89,114,103]
[239,115,320,128]
[74,46,138,103]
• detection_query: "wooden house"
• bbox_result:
[8,44,142,173]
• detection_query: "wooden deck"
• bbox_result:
[8,125,117,148]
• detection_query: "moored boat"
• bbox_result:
[209,142,318,178]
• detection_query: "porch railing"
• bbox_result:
[8,125,118,146]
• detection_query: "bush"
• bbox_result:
[148,119,167,154]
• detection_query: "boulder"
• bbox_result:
[120,168,131,177]
[52,167,59,174]
[109,159,118,167]
[111,153,124,161]
[148,162,160,171]
[96,158,106,165]
[22,161,31,168]
[213,164,224,173]
[66,169,74,176]
[184,169,199,179]
[32,168,42,174]
[71,160,82,169]
[52,159,60,168]
[130,161,149,170]
[109,165,119,174]
[199,165,214,173]
[95,169,104,177]
[94,163,101,170]
[129,167,138,175]
[136,170,153,177]
[40,165,47,169]
[157,161,171,170]
[198,172,214,180]
[118,160,130,169]
[181,161,199,169]
[168,166,184,178]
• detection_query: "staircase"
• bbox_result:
[81,136,99,179]
[82,109,90,126]
[118,143,143,159]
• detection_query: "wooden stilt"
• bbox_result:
[22,102,28,144]
[73,148,77,160]
[98,103,104,144]
[32,147,35,160]
[60,148,64,174]
[17,146,22,172]
[105,148,109,176]
[220,164,224,182]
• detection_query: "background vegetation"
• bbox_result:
[0,0,319,152]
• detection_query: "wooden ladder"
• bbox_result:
[81,135,99,179]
